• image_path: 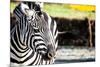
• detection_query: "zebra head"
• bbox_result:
[14,2,57,62]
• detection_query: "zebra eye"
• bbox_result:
[34,28,39,33]
[37,48,47,52]
[42,48,47,51]
[37,48,47,55]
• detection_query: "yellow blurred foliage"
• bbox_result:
[70,4,95,11]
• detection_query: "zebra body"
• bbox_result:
[10,2,58,66]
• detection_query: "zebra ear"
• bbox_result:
[20,3,29,15]
[35,2,44,9]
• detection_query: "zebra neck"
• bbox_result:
[15,24,27,48]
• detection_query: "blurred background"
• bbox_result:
[10,0,95,64]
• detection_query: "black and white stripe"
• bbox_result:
[10,2,58,66]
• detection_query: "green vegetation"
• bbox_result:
[10,2,95,19]
[10,2,18,13]
[43,3,95,19]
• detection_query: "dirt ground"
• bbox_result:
[55,46,95,64]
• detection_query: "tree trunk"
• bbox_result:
[88,18,93,47]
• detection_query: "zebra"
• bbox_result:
[10,2,58,66]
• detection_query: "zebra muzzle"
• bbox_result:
[46,44,56,59]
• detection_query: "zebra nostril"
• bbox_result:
[48,52,53,59]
